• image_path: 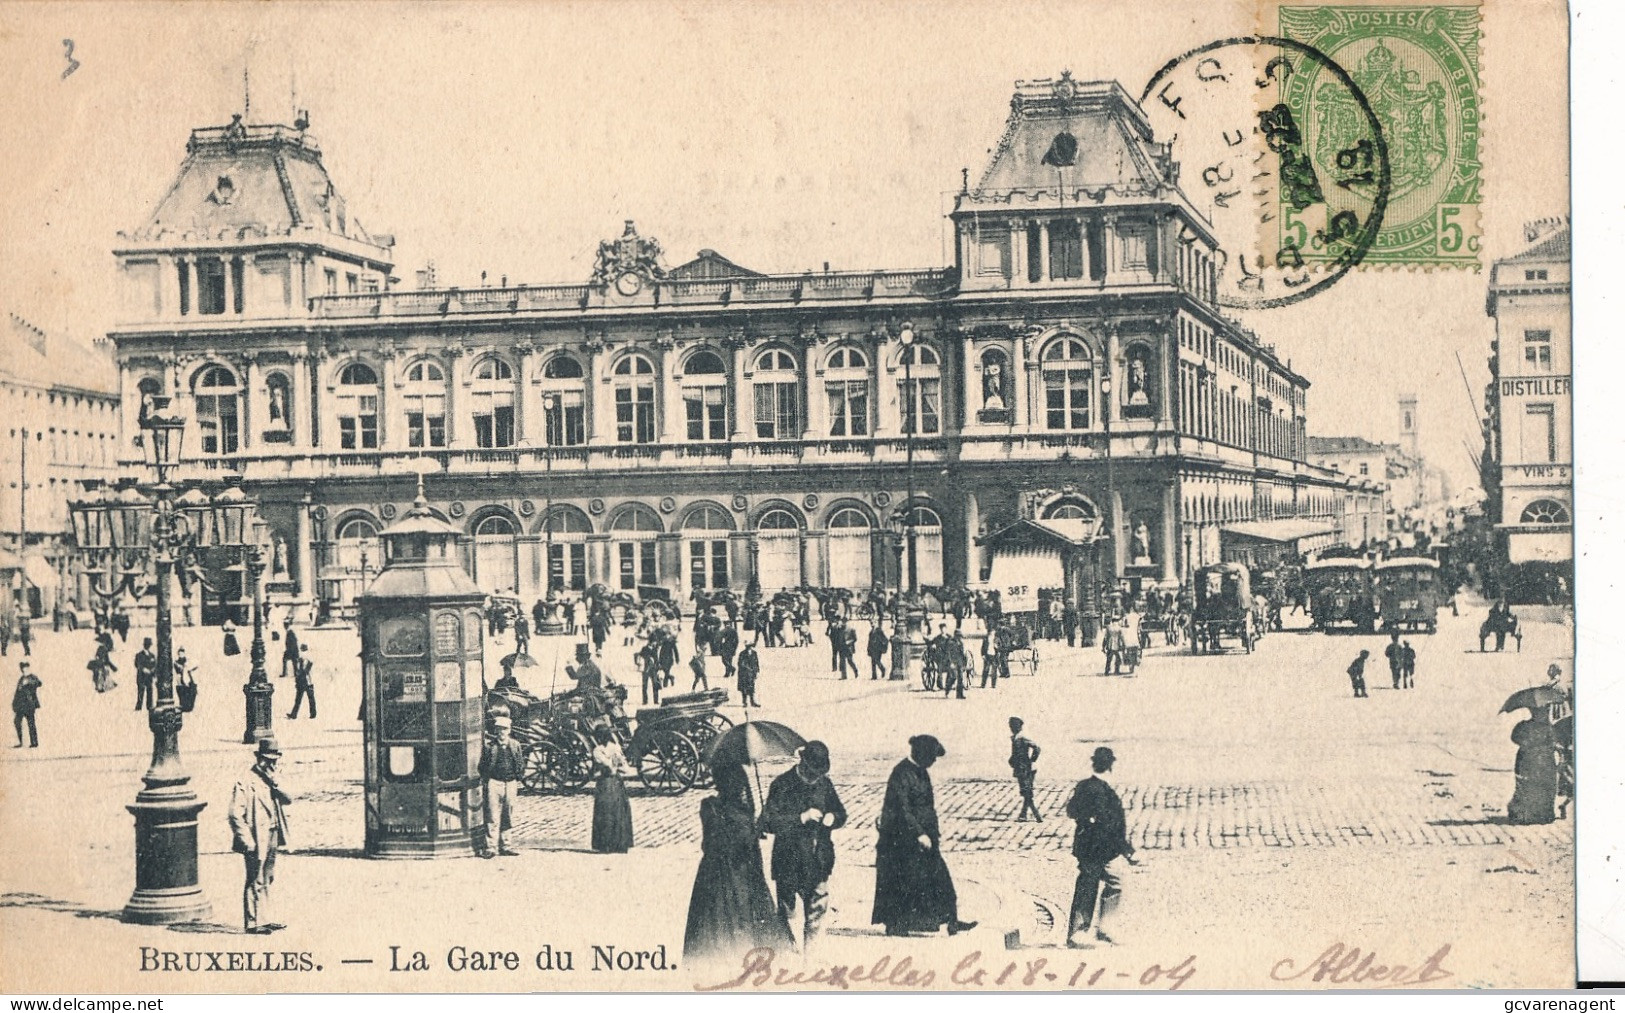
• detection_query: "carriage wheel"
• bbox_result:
[550,732,595,793]
[521,742,560,794]
[688,714,732,790]
[638,729,701,796]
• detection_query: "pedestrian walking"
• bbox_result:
[134,637,156,711]
[637,644,662,706]
[1347,649,1370,698]
[713,621,739,680]
[761,741,846,950]
[222,620,242,658]
[1384,632,1403,689]
[589,606,611,655]
[112,607,130,643]
[478,713,524,857]
[940,632,966,700]
[12,662,41,748]
[1102,618,1125,675]
[866,621,889,680]
[1009,717,1042,822]
[16,615,31,657]
[827,617,843,674]
[872,734,977,938]
[1400,640,1416,689]
[590,727,635,854]
[736,643,761,707]
[513,612,530,655]
[1063,602,1079,647]
[89,642,117,694]
[228,737,291,934]
[1064,746,1138,947]
[836,623,860,680]
[0,609,12,656]
[655,629,679,687]
[280,620,300,679]
[286,644,316,719]
[688,652,711,691]
[683,761,792,962]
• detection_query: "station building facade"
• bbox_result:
[106,80,1373,617]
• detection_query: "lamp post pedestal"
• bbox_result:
[242,551,274,744]
[537,594,566,636]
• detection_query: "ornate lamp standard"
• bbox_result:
[537,392,564,635]
[202,480,275,744]
[68,397,211,924]
[899,323,919,598]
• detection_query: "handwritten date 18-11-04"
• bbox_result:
[697,948,1198,992]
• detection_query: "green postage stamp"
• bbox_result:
[1278,5,1483,266]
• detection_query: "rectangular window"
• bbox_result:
[1086,219,1107,281]
[1027,224,1043,284]
[474,405,516,448]
[754,382,799,440]
[231,258,245,313]
[977,233,1011,278]
[617,541,657,590]
[826,381,869,437]
[1049,220,1083,280]
[549,543,587,592]
[346,273,359,294]
[324,269,338,296]
[1044,372,1090,430]
[1120,226,1149,270]
[197,258,227,315]
[361,276,380,293]
[340,416,357,450]
[177,261,191,315]
[900,379,941,435]
[1523,403,1557,463]
[1523,330,1553,371]
[359,396,379,449]
[615,385,656,443]
[407,410,447,449]
[688,541,729,590]
[1525,269,1549,281]
[684,385,727,441]
[546,391,586,446]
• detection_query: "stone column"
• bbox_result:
[802,343,824,440]
[289,352,311,449]
[295,498,315,600]
[727,531,753,595]
[1037,223,1051,282]
[1012,335,1031,430]
[444,347,465,447]
[380,350,402,451]
[728,342,749,440]
[1010,221,1028,287]
[224,256,237,317]
[962,489,980,586]
[1158,320,1176,429]
[515,344,537,447]
[877,340,900,437]
[179,255,196,317]
[242,355,261,450]
[1161,483,1178,583]
[961,332,979,430]
[657,532,682,595]
[804,529,829,588]
[587,344,611,446]
[1104,324,1121,425]
[587,533,612,586]
[658,344,680,444]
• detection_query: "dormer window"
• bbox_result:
[211,175,236,205]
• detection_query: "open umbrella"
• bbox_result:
[1499,684,1565,714]
[500,652,540,670]
[704,719,806,767]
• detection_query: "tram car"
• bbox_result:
[1303,558,1376,633]
[1374,556,1443,634]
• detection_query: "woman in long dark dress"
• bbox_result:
[1507,716,1557,825]
[683,762,791,961]
[590,727,634,853]
[222,621,241,657]
[872,734,976,936]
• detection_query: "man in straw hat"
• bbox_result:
[1064,746,1139,947]
[479,711,525,857]
[760,740,847,949]
[872,734,977,937]
[229,737,293,934]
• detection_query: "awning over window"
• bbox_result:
[1220,519,1338,544]
[1507,530,1572,564]
[987,546,1064,614]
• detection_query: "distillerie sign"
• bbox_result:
[1499,376,1570,398]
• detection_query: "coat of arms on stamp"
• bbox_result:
[1278,5,1482,266]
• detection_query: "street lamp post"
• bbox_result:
[70,398,211,924]
[900,324,918,597]
[537,392,564,635]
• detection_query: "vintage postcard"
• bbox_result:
[0,0,1578,994]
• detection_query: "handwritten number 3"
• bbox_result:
[62,39,79,79]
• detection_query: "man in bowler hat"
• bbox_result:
[229,737,292,934]
[1065,746,1137,946]
[760,740,847,948]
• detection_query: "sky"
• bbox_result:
[0,0,1570,493]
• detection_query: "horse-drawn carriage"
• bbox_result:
[1374,557,1443,633]
[1190,562,1259,654]
[1303,558,1376,633]
[490,683,732,796]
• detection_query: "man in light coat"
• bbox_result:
[229,737,292,934]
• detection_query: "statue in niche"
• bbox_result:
[982,356,1007,411]
[267,381,288,426]
[1130,519,1154,566]
[272,537,289,576]
[1126,347,1152,407]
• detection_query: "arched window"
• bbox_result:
[827,506,873,589]
[901,504,944,587]
[753,348,800,440]
[683,504,733,590]
[192,365,240,456]
[334,361,380,450]
[332,515,382,605]
[469,514,520,595]
[978,347,1010,419]
[608,503,661,589]
[754,507,802,591]
[898,343,942,436]
[471,356,516,448]
[402,358,447,448]
[264,372,293,433]
[1045,500,1097,521]
[613,354,657,444]
[540,355,587,446]
[825,346,870,437]
[682,350,728,442]
[540,507,592,592]
[1042,336,1094,431]
[1519,499,1570,525]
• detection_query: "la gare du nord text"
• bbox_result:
[135,944,672,974]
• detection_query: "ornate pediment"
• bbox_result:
[589,220,667,294]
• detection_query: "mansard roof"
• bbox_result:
[963,76,1181,210]
[667,250,764,280]
[121,116,393,260]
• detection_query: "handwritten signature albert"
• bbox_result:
[1271,942,1454,988]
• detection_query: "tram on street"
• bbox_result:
[1303,558,1376,633]
[1190,562,1258,654]
[1374,556,1444,634]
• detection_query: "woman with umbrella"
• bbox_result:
[1501,681,1563,825]
[590,726,634,854]
[682,760,791,962]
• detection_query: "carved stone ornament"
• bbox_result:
[449,501,466,518]
[518,499,536,517]
[590,220,667,289]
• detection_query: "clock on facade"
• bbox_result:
[615,271,643,297]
